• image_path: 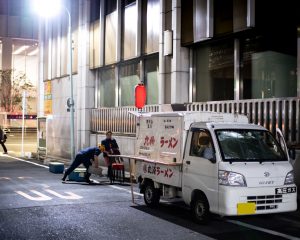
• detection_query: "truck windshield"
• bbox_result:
[216,129,287,162]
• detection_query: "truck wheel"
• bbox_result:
[144,183,160,207]
[191,195,210,223]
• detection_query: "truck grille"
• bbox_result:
[247,195,282,211]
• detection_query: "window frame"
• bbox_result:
[189,128,216,162]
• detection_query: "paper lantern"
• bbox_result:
[135,83,146,109]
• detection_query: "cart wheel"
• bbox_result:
[144,183,160,207]
[191,194,210,223]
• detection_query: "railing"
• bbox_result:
[91,97,300,146]
[91,105,160,135]
[187,98,300,146]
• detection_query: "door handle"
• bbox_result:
[186,160,191,165]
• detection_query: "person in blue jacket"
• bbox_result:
[62,145,103,183]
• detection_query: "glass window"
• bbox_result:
[106,0,117,14]
[214,0,233,35]
[240,0,299,99]
[119,62,140,106]
[144,57,158,104]
[60,14,68,76]
[123,0,137,59]
[12,39,38,86]
[241,37,297,99]
[90,0,100,22]
[190,130,215,160]
[194,40,234,101]
[90,20,101,68]
[216,129,287,162]
[233,0,247,31]
[142,0,159,54]
[71,0,79,73]
[181,0,193,45]
[8,0,21,16]
[105,0,117,64]
[43,24,49,80]
[51,21,58,79]
[0,0,8,15]
[99,67,116,107]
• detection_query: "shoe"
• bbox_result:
[3,152,8,154]
[61,177,66,182]
[86,179,93,184]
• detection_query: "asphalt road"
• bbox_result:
[0,155,300,240]
[1,132,37,155]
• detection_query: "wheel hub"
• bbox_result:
[196,201,205,217]
[145,187,153,202]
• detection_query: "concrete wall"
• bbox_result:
[46,75,78,158]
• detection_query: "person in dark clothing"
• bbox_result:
[62,146,102,183]
[0,127,8,154]
[101,131,120,179]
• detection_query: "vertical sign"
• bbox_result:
[44,81,52,115]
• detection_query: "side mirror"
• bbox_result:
[288,148,296,160]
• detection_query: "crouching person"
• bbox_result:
[62,145,103,183]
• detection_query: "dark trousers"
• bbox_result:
[64,154,91,180]
[0,141,7,153]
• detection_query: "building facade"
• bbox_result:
[38,0,300,159]
[0,0,39,118]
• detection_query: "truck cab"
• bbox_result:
[182,122,297,221]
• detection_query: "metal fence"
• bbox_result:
[91,97,300,146]
[187,98,300,147]
[91,105,160,135]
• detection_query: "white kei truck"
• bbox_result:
[128,111,297,223]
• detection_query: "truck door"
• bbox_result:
[182,128,219,212]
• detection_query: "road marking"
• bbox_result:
[15,190,52,201]
[5,155,49,169]
[0,177,10,180]
[18,176,33,179]
[226,220,300,240]
[45,189,82,200]
[109,185,143,196]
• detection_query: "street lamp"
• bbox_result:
[33,0,75,161]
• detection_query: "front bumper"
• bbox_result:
[218,185,297,216]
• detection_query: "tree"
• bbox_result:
[0,69,36,113]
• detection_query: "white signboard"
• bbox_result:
[136,116,182,163]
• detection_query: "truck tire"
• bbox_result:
[144,183,160,207]
[191,194,210,223]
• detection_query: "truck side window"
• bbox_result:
[190,130,215,161]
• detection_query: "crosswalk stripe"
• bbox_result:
[18,177,33,179]
[15,190,52,201]
[45,189,82,200]
[0,177,10,180]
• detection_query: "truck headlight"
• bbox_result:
[219,171,247,187]
[284,171,294,185]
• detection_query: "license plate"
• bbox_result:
[275,187,297,194]
[237,203,256,215]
